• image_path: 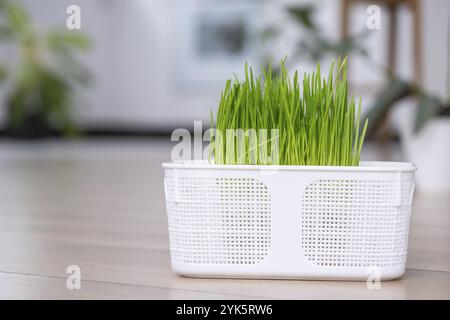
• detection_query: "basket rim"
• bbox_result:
[162,161,416,172]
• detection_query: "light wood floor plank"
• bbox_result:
[0,271,251,300]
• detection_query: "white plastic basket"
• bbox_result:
[162,161,416,280]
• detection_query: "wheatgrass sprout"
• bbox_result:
[210,58,368,166]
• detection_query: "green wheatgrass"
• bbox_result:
[210,57,368,166]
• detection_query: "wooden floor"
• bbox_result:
[0,140,449,299]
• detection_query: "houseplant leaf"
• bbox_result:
[4,1,31,36]
[414,94,444,134]
[286,6,317,31]
[0,65,6,80]
[46,31,91,85]
[365,78,414,135]
[47,30,90,50]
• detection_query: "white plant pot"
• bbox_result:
[398,116,450,193]
[162,161,416,280]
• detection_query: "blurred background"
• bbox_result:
[0,0,448,190]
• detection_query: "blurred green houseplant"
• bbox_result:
[266,3,449,136]
[263,4,368,70]
[0,0,90,138]
[366,75,450,136]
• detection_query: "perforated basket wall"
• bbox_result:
[301,179,414,268]
[165,176,271,265]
